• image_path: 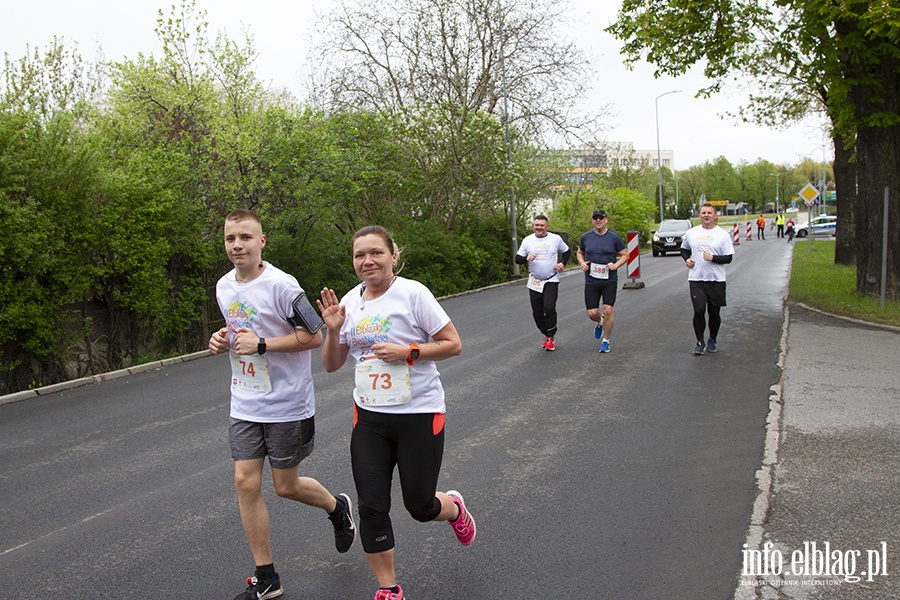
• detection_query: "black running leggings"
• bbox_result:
[351,406,445,553]
[529,282,559,337]
[689,280,725,342]
[693,301,722,342]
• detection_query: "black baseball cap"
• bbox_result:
[592,209,607,219]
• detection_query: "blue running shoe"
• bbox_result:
[692,341,706,355]
[594,321,603,339]
[706,339,717,353]
[599,340,611,353]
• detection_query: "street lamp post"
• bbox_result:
[656,90,682,221]
[771,172,780,213]
[675,172,679,206]
[498,0,518,276]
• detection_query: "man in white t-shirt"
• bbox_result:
[680,203,735,355]
[207,209,355,600]
[515,215,571,351]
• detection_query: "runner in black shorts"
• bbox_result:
[577,209,628,353]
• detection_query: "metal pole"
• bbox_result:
[821,134,827,217]
[770,172,779,213]
[675,172,679,207]
[776,172,780,213]
[655,90,681,222]
[882,186,889,310]
[498,0,518,276]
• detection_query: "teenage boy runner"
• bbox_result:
[208,209,355,600]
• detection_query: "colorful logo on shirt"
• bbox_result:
[227,301,257,330]
[351,314,392,348]
[533,240,551,260]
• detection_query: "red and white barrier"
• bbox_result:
[732,223,741,245]
[622,231,645,289]
[627,231,640,279]
[747,221,753,240]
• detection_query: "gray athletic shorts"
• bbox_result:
[229,416,315,469]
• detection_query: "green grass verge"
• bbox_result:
[788,239,900,327]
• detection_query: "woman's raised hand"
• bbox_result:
[318,287,346,330]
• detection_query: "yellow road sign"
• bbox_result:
[799,183,819,206]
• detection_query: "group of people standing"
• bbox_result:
[517,204,734,356]
[209,211,474,600]
[760,212,796,241]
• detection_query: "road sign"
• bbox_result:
[799,183,819,207]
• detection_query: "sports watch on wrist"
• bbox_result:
[257,337,267,355]
[407,343,420,366]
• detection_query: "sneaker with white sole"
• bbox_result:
[599,340,611,353]
[594,321,603,339]
[328,493,356,553]
[544,336,556,351]
[446,490,476,546]
[693,341,706,355]
[706,338,717,353]
[233,574,283,600]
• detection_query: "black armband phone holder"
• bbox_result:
[287,292,324,333]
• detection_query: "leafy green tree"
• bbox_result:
[0,41,104,392]
[550,185,655,246]
[700,157,741,206]
[310,0,601,252]
[608,0,899,298]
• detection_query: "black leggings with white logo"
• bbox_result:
[351,406,445,553]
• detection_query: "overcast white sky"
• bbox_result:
[2,0,831,170]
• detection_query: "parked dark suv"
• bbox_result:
[651,219,692,256]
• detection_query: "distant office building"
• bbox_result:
[559,143,676,188]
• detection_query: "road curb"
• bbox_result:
[732,290,793,600]
[0,350,213,406]
[792,301,900,333]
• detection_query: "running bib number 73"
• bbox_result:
[355,358,412,406]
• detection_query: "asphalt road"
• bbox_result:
[0,233,794,599]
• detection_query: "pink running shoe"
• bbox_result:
[544,336,556,351]
[446,490,476,545]
[373,585,404,600]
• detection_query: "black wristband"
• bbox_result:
[257,337,266,355]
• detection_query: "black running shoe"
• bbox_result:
[233,574,283,600]
[328,493,356,553]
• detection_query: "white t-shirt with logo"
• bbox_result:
[339,277,451,414]
[681,225,734,282]
[516,232,569,282]
[215,263,315,423]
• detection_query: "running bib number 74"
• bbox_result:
[229,351,272,392]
